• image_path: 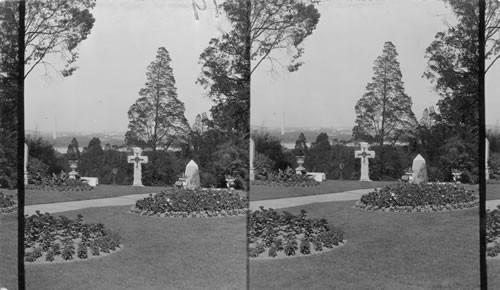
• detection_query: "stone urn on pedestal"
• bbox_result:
[225,176,236,190]
[452,169,462,183]
[295,156,306,175]
[68,160,79,179]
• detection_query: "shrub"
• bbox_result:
[132,188,248,217]
[253,167,319,187]
[248,208,344,258]
[26,171,94,191]
[357,183,478,212]
[0,191,15,208]
[487,205,500,257]
[24,212,121,263]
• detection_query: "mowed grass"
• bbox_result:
[487,183,500,200]
[25,206,246,290]
[25,184,172,205]
[0,212,18,290]
[488,260,500,289]
[249,200,479,289]
[250,180,394,201]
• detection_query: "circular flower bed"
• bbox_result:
[248,207,345,259]
[0,191,17,214]
[355,183,478,212]
[129,188,248,218]
[24,212,122,263]
[253,168,319,187]
[487,205,500,258]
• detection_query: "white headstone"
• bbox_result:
[411,154,428,184]
[486,137,490,181]
[185,160,201,190]
[249,138,255,181]
[354,142,375,181]
[24,143,28,185]
[127,147,148,186]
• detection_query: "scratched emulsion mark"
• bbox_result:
[191,0,220,20]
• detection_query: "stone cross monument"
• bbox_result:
[127,147,148,186]
[354,142,375,181]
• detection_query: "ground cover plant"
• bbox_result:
[355,183,478,212]
[253,167,319,187]
[487,205,500,257]
[24,211,122,263]
[131,188,248,217]
[25,206,246,289]
[250,180,393,201]
[0,191,16,214]
[248,207,344,258]
[249,200,479,289]
[27,171,94,192]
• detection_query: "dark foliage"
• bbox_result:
[133,188,248,215]
[487,205,500,257]
[358,183,477,211]
[248,208,344,258]
[24,212,121,262]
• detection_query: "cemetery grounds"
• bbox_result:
[24,185,247,289]
[249,180,480,289]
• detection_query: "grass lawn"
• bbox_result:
[249,200,479,289]
[250,180,394,201]
[25,184,171,205]
[487,183,500,200]
[25,205,246,290]
[489,260,500,288]
[0,212,18,290]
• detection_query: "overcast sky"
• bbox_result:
[25,0,500,133]
[251,0,500,129]
[26,0,222,133]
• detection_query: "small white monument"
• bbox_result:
[127,147,148,186]
[354,142,375,181]
[249,138,255,181]
[185,160,201,189]
[411,154,428,184]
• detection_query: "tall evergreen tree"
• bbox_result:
[125,47,190,181]
[294,133,309,156]
[353,41,417,146]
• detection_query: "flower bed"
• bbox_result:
[253,167,319,187]
[130,188,248,218]
[0,191,17,214]
[487,205,500,258]
[248,207,345,259]
[27,172,94,191]
[24,211,122,263]
[355,183,478,212]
